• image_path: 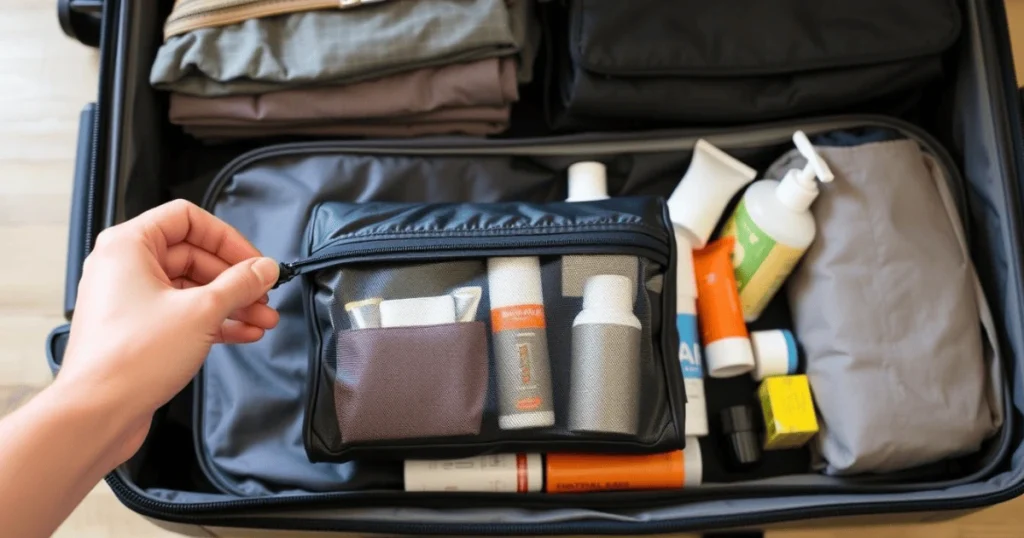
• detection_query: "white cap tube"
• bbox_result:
[667,140,757,248]
[404,454,543,493]
[705,337,755,378]
[683,437,703,486]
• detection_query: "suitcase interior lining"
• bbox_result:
[90,0,1024,523]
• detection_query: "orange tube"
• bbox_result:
[545,451,694,493]
[693,237,755,378]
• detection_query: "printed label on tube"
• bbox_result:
[677,313,702,380]
[491,304,547,332]
[493,327,553,420]
[677,312,705,419]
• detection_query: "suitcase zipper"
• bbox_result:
[163,0,387,39]
[103,468,1024,534]
[199,115,971,228]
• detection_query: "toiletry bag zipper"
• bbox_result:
[275,228,672,286]
[163,0,389,39]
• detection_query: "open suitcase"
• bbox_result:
[51,0,1024,534]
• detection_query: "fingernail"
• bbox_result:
[259,294,270,304]
[251,257,279,287]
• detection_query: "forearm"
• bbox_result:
[0,378,141,537]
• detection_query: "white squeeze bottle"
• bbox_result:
[719,131,834,322]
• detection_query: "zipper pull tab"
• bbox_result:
[273,262,298,289]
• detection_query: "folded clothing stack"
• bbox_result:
[150,0,538,140]
[545,0,959,129]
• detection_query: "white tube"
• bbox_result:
[675,232,707,437]
[487,257,555,429]
[404,453,543,493]
[684,436,703,486]
[667,139,757,248]
[379,295,456,328]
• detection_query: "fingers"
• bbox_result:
[171,277,200,290]
[199,257,280,320]
[164,244,230,284]
[165,246,275,323]
[173,278,276,329]
[215,320,266,344]
[131,200,262,265]
[230,303,279,330]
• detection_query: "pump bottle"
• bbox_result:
[719,131,834,321]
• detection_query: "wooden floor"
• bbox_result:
[5,0,1024,536]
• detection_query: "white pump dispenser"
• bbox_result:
[719,131,833,321]
[774,131,834,211]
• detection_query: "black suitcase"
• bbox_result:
[51,0,1024,534]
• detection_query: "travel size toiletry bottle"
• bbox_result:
[693,237,755,378]
[488,257,555,430]
[720,131,833,321]
[569,275,642,435]
[667,139,757,248]
[675,234,707,437]
[404,453,543,493]
[546,440,703,493]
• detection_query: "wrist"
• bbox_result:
[44,375,150,468]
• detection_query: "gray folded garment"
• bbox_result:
[150,0,518,96]
[169,57,518,134]
[774,140,1003,475]
[182,117,510,140]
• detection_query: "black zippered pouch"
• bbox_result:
[278,197,685,462]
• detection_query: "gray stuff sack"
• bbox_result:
[770,139,1004,476]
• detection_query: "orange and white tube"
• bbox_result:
[546,440,702,493]
[693,237,755,378]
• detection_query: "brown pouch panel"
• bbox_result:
[334,322,489,443]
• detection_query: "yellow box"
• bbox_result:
[758,375,819,450]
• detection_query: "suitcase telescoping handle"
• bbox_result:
[65,102,97,320]
[57,0,102,47]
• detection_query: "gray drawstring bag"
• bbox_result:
[769,139,1003,475]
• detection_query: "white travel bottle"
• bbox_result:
[719,131,834,321]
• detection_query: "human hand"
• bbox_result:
[58,199,279,463]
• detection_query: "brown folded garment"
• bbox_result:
[171,57,517,139]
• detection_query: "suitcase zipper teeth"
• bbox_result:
[164,0,380,39]
[104,468,1024,534]
[200,116,965,211]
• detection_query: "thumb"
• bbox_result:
[200,257,279,319]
